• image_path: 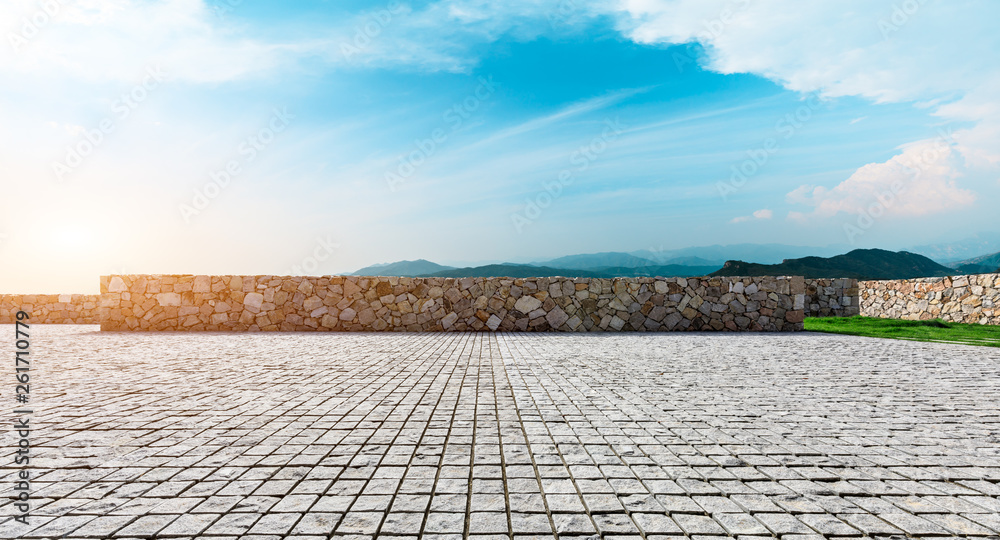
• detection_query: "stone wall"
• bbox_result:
[15,272,1000,328]
[99,274,807,332]
[803,278,859,317]
[0,294,100,324]
[861,273,1000,325]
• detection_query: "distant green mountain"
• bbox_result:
[951,251,1000,275]
[353,259,454,276]
[710,249,955,280]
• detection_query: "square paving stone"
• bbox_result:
[510,513,553,534]
[632,513,683,534]
[469,512,509,534]
[380,512,425,535]
[108,513,177,537]
[157,513,220,536]
[593,513,641,534]
[424,512,465,534]
[203,512,261,535]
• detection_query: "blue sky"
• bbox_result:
[1,0,998,293]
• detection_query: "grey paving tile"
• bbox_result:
[289,512,341,535]
[838,512,904,535]
[754,512,814,535]
[879,512,952,535]
[157,513,220,536]
[424,512,465,534]
[511,513,552,534]
[112,514,177,537]
[963,512,1000,533]
[202,512,260,536]
[469,512,509,534]
[632,512,682,534]
[23,515,95,538]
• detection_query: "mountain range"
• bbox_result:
[352,243,850,276]
[350,241,1000,280]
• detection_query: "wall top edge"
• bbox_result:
[99,274,806,280]
[0,293,99,296]
[859,272,1000,285]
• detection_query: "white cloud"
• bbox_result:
[611,0,1000,219]
[785,139,976,218]
[327,0,612,72]
[616,1,998,103]
[0,0,308,83]
[730,208,772,223]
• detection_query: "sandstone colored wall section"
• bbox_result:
[804,278,859,317]
[100,274,807,332]
[0,294,100,324]
[861,273,1000,325]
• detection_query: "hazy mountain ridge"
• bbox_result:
[537,252,659,270]
[580,265,721,278]
[711,249,955,280]
[951,251,1000,275]
[631,244,849,265]
[908,232,1000,263]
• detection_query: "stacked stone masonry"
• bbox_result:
[0,294,100,324]
[9,272,1000,329]
[861,273,1000,325]
[99,274,807,332]
[803,278,860,317]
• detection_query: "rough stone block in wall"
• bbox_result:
[99,274,807,332]
[860,273,1000,325]
[0,294,101,324]
[803,278,860,317]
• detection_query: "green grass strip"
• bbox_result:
[804,316,1000,348]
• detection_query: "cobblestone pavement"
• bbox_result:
[2,326,1000,539]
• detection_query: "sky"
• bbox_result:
[1,0,998,293]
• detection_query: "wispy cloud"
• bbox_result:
[730,208,772,223]
[460,87,647,150]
